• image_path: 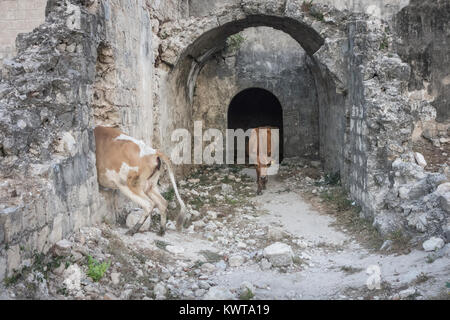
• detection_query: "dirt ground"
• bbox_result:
[1,159,449,300]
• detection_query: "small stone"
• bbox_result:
[153,283,167,299]
[263,242,293,267]
[169,201,177,209]
[240,281,254,294]
[201,263,216,273]
[260,258,272,270]
[111,272,120,285]
[166,221,176,230]
[195,288,206,297]
[267,226,286,241]
[191,210,201,218]
[66,43,76,53]
[193,220,206,230]
[207,210,218,219]
[221,183,233,194]
[63,264,82,293]
[17,120,27,129]
[380,240,393,251]
[204,221,217,231]
[166,245,185,255]
[53,263,65,276]
[228,255,245,267]
[237,241,247,249]
[120,289,133,300]
[126,210,150,232]
[422,237,445,251]
[399,287,416,299]
[104,293,118,300]
[85,284,99,294]
[215,260,227,270]
[293,239,308,248]
[438,192,450,213]
[54,239,72,257]
[71,251,84,262]
[203,286,234,300]
[199,280,210,290]
[414,152,427,168]
[57,43,66,51]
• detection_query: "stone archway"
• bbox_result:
[158,5,347,170]
[154,1,438,236]
[227,87,284,162]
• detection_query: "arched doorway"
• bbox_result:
[227,88,284,162]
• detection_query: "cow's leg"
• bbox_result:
[262,175,268,190]
[113,182,154,235]
[147,189,169,236]
[126,201,155,236]
[256,167,263,195]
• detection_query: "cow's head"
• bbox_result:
[259,159,274,177]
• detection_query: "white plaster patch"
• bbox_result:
[115,134,156,157]
[65,1,81,30]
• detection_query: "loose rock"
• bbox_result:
[203,286,234,300]
[263,242,293,267]
[422,237,445,251]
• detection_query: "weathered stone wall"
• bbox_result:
[0,0,165,280]
[0,0,106,280]
[193,27,320,159]
[394,0,450,123]
[315,0,410,19]
[0,0,47,68]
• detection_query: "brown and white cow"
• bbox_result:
[94,126,186,236]
[247,126,279,195]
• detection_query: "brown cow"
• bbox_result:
[94,126,186,236]
[247,126,279,195]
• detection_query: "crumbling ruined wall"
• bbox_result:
[0,0,164,280]
[394,0,450,123]
[193,27,320,159]
[0,0,107,280]
[315,0,410,20]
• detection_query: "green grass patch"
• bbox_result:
[226,34,245,51]
[189,197,205,209]
[86,255,110,282]
[162,188,175,201]
[320,187,353,212]
[379,36,389,50]
[155,240,171,250]
[199,250,223,263]
[239,288,255,300]
[340,265,363,275]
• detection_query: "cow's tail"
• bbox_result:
[156,151,187,231]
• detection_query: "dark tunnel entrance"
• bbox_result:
[227,88,284,162]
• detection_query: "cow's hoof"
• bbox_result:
[158,227,166,236]
[256,190,262,195]
[125,229,136,236]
